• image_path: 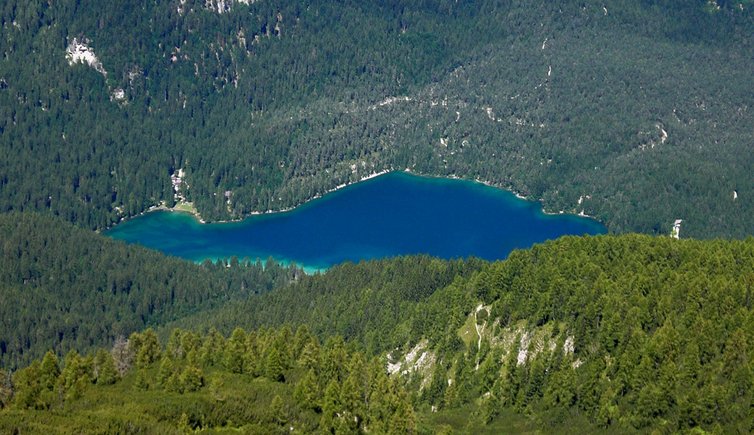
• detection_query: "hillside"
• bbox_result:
[165,234,754,432]
[0,327,418,434]
[3,234,751,432]
[1,1,752,237]
[0,212,297,368]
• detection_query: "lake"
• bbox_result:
[105,172,606,271]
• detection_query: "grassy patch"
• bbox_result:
[173,201,199,215]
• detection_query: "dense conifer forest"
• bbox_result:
[0,327,418,433]
[1,0,752,237]
[0,212,298,369]
[1,214,752,432]
[1,0,754,433]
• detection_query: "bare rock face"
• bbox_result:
[204,0,258,14]
[66,37,107,77]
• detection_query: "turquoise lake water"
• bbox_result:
[105,172,606,271]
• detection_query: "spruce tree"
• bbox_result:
[298,340,321,371]
[12,361,42,409]
[158,356,175,386]
[136,329,161,368]
[135,368,149,391]
[94,348,118,385]
[294,369,320,411]
[270,394,286,427]
[224,327,247,374]
[265,347,284,382]
[320,380,341,433]
[39,351,60,391]
[388,400,416,434]
[181,364,204,393]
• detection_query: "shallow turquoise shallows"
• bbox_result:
[105,172,606,271]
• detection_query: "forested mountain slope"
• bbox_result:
[0,212,297,369]
[165,256,487,354]
[164,234,754,432]
[0,327,419,434]
[2,234,753,432]
[1,1,752,237]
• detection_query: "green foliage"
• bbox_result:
[39,351,60,391]
[408,235,754,432]
[264,347,284,383]
[294,369,320,412]
[161,234,754,432]
[0,2,751,237]
[4,234,754,431]
[0,370,11,409]
[59,350,93,401]
[0,212,297,368]
[0,325,416,433]
[180,364,204,393]
[94,349,118,385]
[134,329,162,369]
[224,327,247,374]
[166,255,484,354]
[269,394,286,427]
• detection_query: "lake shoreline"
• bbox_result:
[105,172,606,272]
[106,170,604,231]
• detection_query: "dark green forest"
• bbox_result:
[0,212,298,369]
[1,0,752,237]
[168,233,754,432]
[1,213,753,432]
[2,0,754,432]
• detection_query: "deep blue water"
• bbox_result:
[105,172,606,271]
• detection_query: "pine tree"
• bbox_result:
[478,347,502,393]
[94,348,118,385]
[38,350,60,408]
[298,339,321,371]
[13,361,42,409]
[59,350,93,401]
[136,329,161,368]
[180,364,204,393]
[199,328,226,367]
[265,347,284,382]
[275,325,294,369]
[135,368,149,391]
[167,329,185,360]
[180,331,202,357]
[224,327,247,374]
[270,394,286,427]
[158,356,175,386]
[388,400,416,434]
[292,324,313,361]
[165,372,182,393]
[423,362,447,407]
[294,369,320,411]
[481,392,501,425]
[366,360,392,430]
[524,354,547,407]
[440,374,457,407]
[240,331,258,375]
[39,350,60,391]
[322,336,347,383]
[340,372,364,431]
[320,380,341,433]
[720,328,752,428]
[111,336,133,377]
